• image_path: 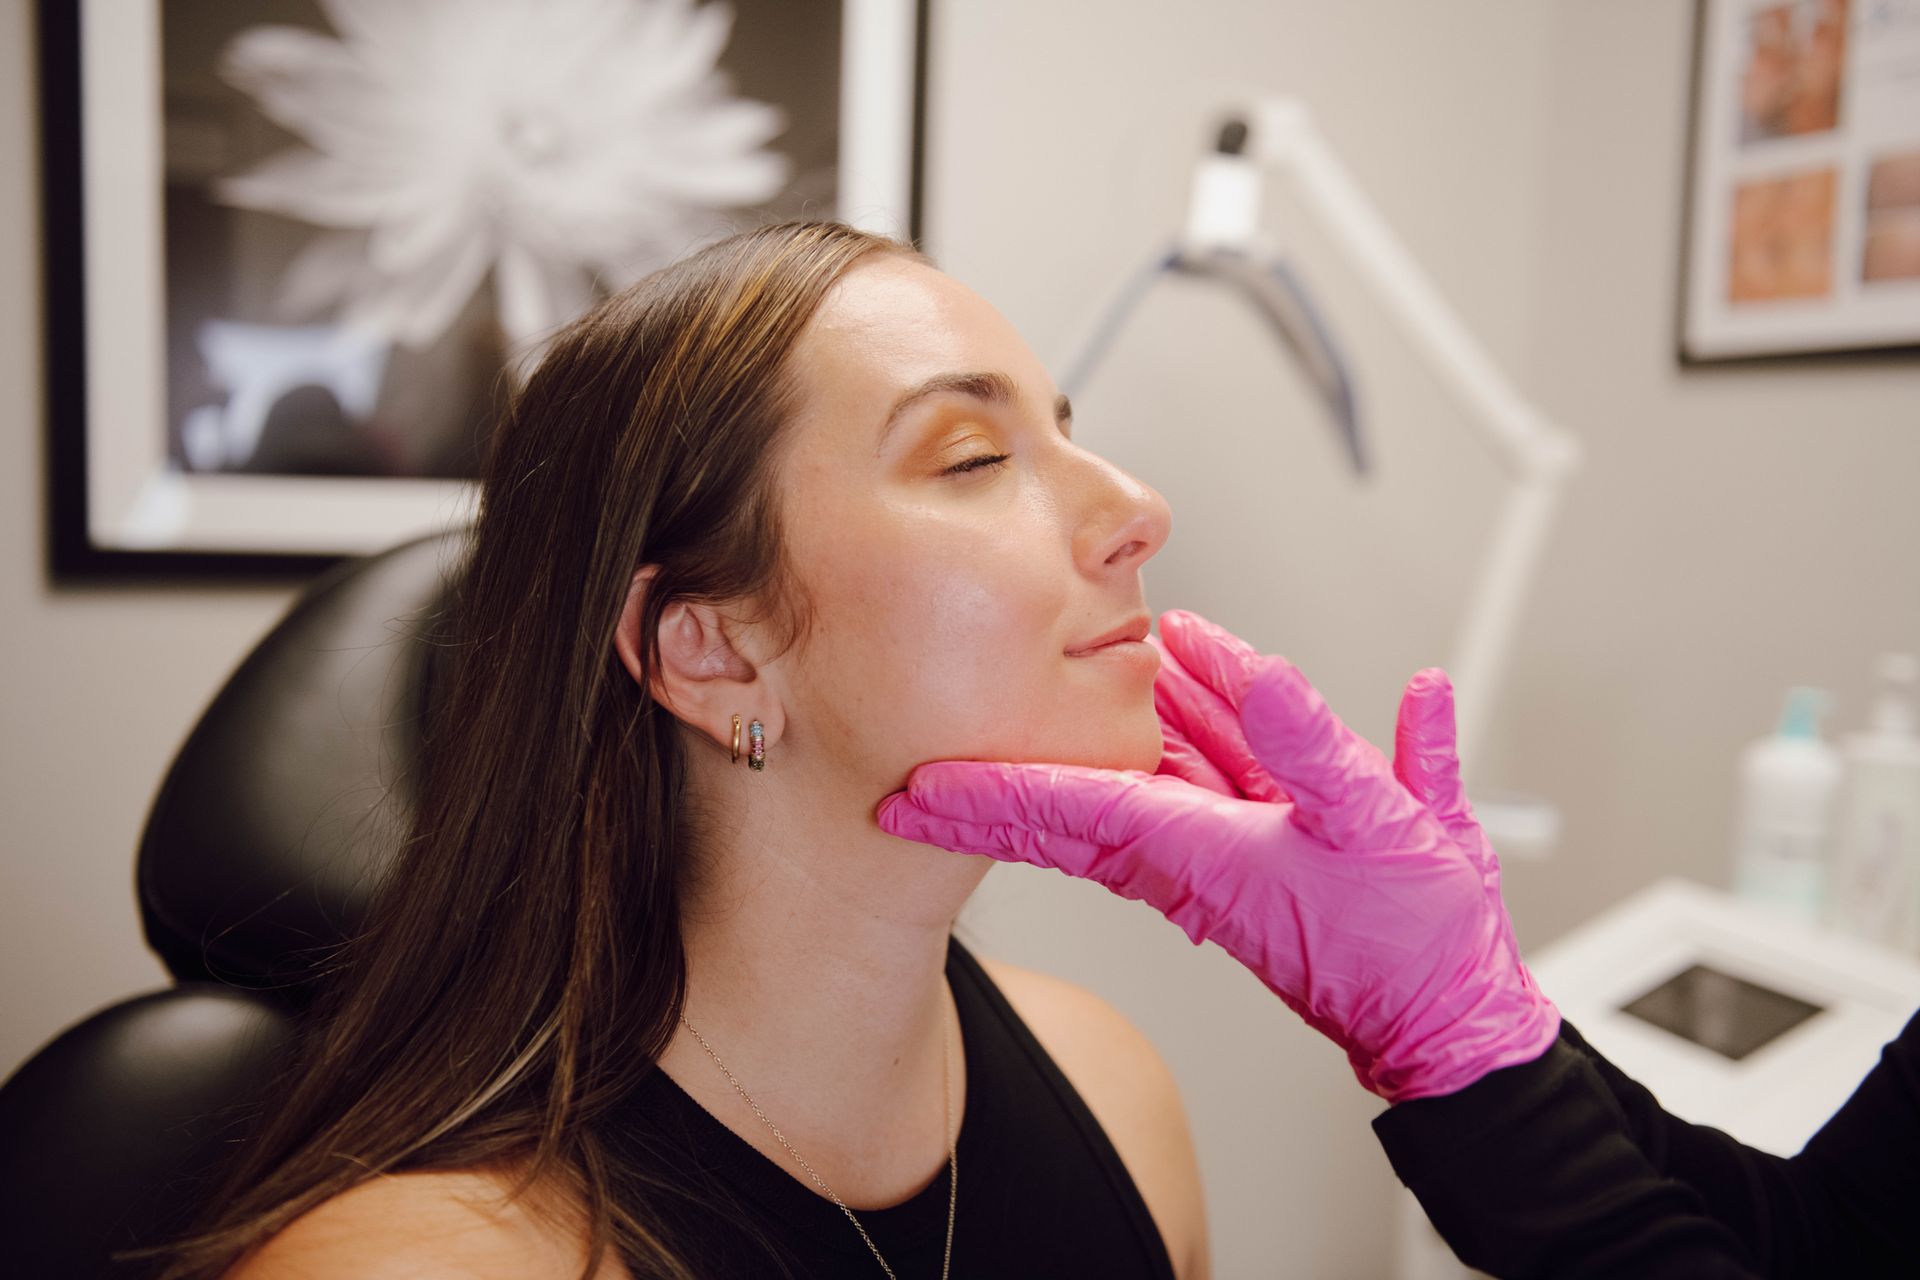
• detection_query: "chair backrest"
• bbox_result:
[0,528,470,1276]
[136,527,469,999]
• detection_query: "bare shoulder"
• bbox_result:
[976,956,1211,1280]
[222,1165,631,1280]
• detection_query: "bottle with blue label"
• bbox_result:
[1731,686,1842,925]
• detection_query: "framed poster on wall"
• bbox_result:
[1680,0,1920,362]
[39,0,930,577]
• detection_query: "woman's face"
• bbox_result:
[766,255,1172,794]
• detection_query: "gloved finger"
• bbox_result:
[1150,634,1237,794]
[886,760,1233,844]
[1157,720,1241,795]
[877,763,1257,948]
[1391,668,1498,881]
[1157,608,1265,705]
[1238,655,1433,853]
[1152,625,1291,803]
[876,794,1106,872]
[1391,668,1475,833]
[879,760,1251,880]
[1161,609,1415,840]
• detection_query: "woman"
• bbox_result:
[152,221,1208,1278]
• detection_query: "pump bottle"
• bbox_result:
[1826,654,1920,953]
[1731,687,1842,925]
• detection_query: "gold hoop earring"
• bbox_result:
[731,714,742,764]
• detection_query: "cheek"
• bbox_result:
[783,484,1160,779]
[915,549,1061,722]
[819,525,1065,751]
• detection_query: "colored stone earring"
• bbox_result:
[748,718,766,771]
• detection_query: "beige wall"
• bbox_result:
[0,1,303,1063]
[4,1,1916,1276]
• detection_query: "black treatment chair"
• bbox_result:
[0,528,470,1278]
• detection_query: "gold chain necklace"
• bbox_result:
[678,991,958,1280]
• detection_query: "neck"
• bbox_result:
[655,736,987,1206]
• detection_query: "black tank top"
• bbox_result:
[602,936,1179,1278]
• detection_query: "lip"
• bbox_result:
[1065,613,1153,656]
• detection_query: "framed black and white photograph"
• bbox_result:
[39,0,929,575]
[1679,0,1920,363]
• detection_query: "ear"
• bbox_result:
[613,566,785,757]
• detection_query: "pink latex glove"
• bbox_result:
[876,609,1560,1103]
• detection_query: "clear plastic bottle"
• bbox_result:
[1731,686,1843,925]
[1826,654,1920,953]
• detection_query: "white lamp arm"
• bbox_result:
[1234,97,1584,773]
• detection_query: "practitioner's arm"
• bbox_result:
[1371,1024,1762,1278]
[1555,1012,1920,1275]
[1159,611,1920,1273]
[1369,1010,1920,1279]
[875,609,1918,1275]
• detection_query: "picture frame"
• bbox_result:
[38,0,931,578]
[1679,0,1920,364]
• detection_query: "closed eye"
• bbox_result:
[945,452,1011,475]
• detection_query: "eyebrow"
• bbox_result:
[875,370,1073,452]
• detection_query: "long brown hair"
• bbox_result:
[149,220,931,1279]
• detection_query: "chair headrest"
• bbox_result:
[137,529,471,1000]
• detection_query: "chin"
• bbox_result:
[1028,706,1163,774]
[1109,716,1165,774]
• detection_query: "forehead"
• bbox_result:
[785,257,1050,437]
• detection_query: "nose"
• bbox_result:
[1072,454,1172,575]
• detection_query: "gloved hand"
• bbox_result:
[876,609,1560,1103]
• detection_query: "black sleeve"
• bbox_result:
[1371,1029,1762,1278]
[1371,1010,1920,1278]
[1559,1010,1920,1275]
